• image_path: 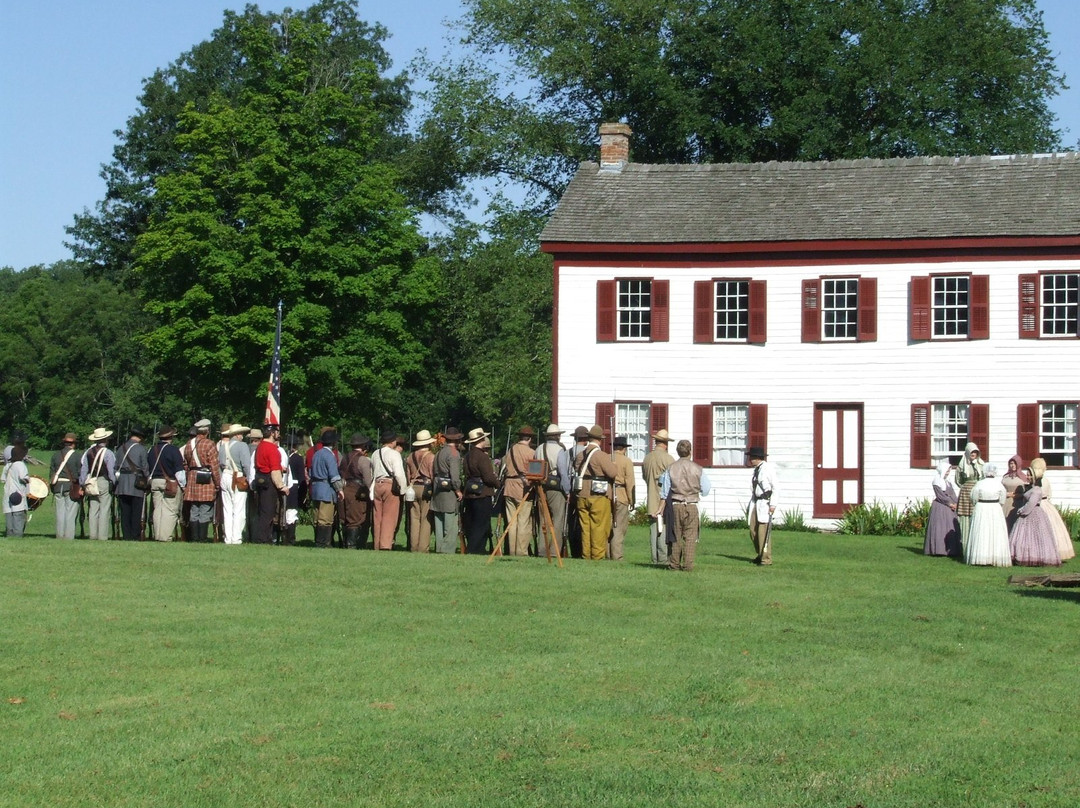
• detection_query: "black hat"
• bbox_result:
[380,429,397,444]
[444,426,464,442]
[158,425,177,439]
[321,430,339,446]
[263,423,280,433]
[613,435,629,448]
[746,446,767,460]
[130,426,146,438]
[573,426,589,440]
[349,433,370,448]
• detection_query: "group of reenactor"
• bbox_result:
[8,418,752,570]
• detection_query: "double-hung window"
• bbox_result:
[801,276,877,342]
[910,274,989,340]
[910,402,989,468]
[693,279,767,344]
[1018,402,1079,467]
[594,402,667,459]
[1019,272,1080,338]
[596,279,669,342]
[692,403,768,467]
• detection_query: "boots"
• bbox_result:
[343,527,360,549]
[281,523,296,546]
[314,524,333,549]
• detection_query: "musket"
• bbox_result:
[762,507,774,559]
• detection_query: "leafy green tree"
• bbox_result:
[421,0,1065,208]
[431,203,554,429]
[0,263,162,447]
[68,2,440,424]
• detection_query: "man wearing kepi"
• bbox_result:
[310,429,344,548]
[49,433,82,539]
[183,418,221,542]
[661,439,711,571]
[746,446,778,565]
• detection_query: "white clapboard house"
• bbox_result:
[540,123,1080,527]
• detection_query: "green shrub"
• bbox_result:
[1057,504,1080,540]
[775,506,820,533]
[835,499,930,536]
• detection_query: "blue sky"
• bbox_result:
[2,0,1077,270]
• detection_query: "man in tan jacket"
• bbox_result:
[608,435,636,561]
[573,424,618,561]
[502,426,537,556]
[642,429,674,564]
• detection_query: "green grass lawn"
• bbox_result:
[3,503,1079,807]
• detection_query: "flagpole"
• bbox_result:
[265,300,283,427]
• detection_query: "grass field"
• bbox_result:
[3,502,1079,807]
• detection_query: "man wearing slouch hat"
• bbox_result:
[148,426,185,541]
[371,430,407,550]
[339,433,373,549]
[49,433,82,540]
[573,424,617,561]
[502,426,537,556]
[114,426,150,540]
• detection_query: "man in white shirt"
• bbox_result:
[746,446,778,565]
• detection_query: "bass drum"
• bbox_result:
[27,476,50,511]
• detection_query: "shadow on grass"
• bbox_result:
[716,553,760,565]
[897,546,966,563]
[1012,588,1080,604]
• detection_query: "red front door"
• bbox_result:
[814,404,864,519]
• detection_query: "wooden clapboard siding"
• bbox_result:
[554,258,1080,526]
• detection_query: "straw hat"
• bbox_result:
[412,429,436,447]
[465,428,490,444]
[227,424,251,437]
[651,428,672,442]
[88,427,113,442]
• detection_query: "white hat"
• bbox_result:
[464,428,490,444]
[651,428,671,442]
[227,424,251,437]
[544,423,564,436]
[412,429,435,447]
[88,427,113,442]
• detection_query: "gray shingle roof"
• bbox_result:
[540,153,1080,244]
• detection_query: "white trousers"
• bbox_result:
[220,475,247,544]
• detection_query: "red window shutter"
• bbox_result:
[1017,403,1040,462]
[650,404,668,437]
[801,278,821,343]
[911,404,931,468]
[910,276,931,340]
[968,404,989,457]
[692,405,712,466]
[1018,275,1040,339]
[650,279,669,342]
[748,404,768,456]
[596,280,616,342]
[595,402,615,454]
[694,280,714,343]
[857,277,878,342]
[748,280,767,344]
[969,275,990,339]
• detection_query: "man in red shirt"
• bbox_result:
[253,424,288,544]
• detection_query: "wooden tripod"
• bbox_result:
[487,483,563,567]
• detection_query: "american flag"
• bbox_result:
[264,300,283,426]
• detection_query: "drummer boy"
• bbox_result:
[2,444,31,537]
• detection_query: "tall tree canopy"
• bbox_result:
[423,0,1065,209]
[68,1,439,424]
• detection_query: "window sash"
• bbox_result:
[822,278,858,340]
[931,403,969,460]
[1041,403,1078,466]
[714,280,748,341]
[1041,273,1079,337]
[711,404,749,467]
[618,280,651,341]
[932,276,969,338]
[615,403,650,463]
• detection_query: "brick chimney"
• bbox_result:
[599,122,631,171]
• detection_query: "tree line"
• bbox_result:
[1,0,1066,447]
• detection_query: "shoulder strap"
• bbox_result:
[52,449,75,485]
[89,445,107,478]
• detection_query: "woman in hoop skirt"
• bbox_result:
[924,460,960,557]
[1009,459,1061,567]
